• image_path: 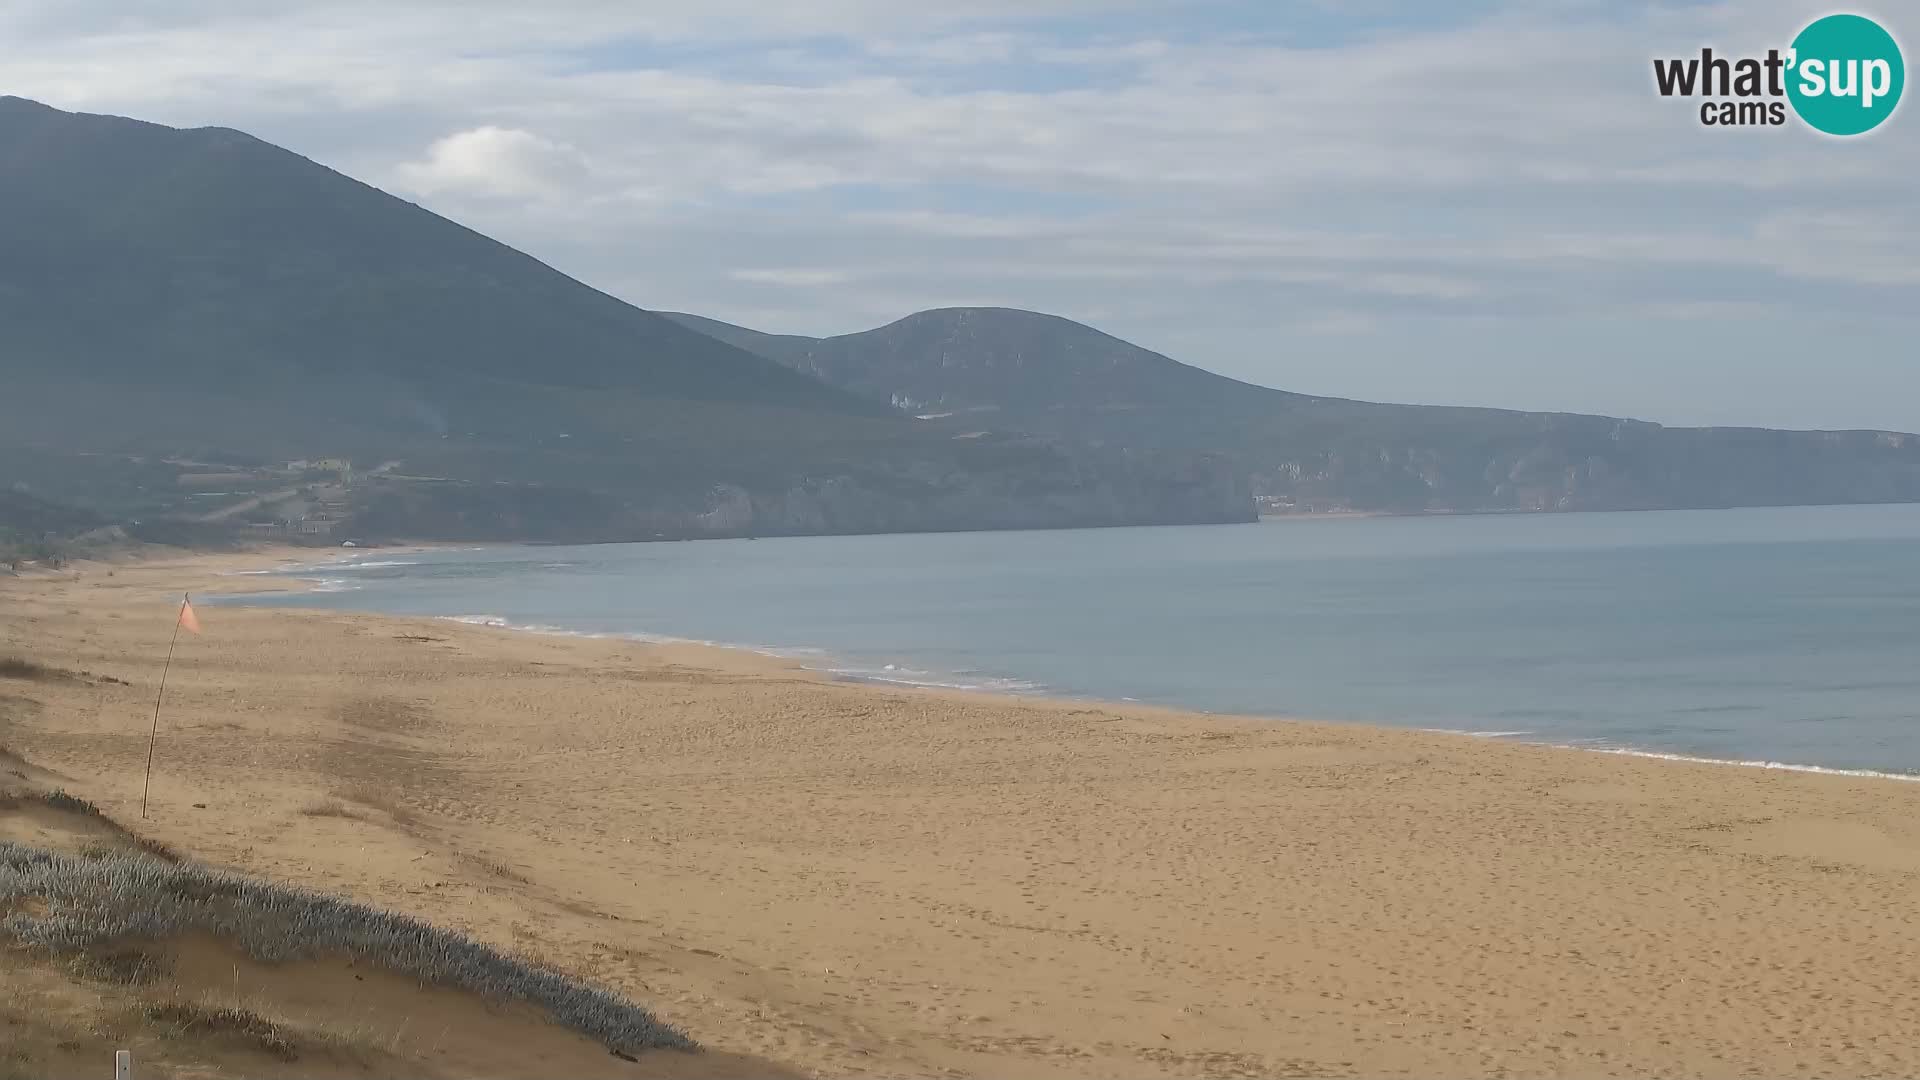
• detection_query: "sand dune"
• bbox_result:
[5,548,1920,1078]
[1,694,784,1078]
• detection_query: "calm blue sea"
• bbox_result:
[213,504,1920,776]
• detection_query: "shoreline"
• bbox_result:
[13,546,1920,1077]
[436,608,1920,787]
[218,546,1920,788]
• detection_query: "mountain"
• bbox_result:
[663,307,1292,417]
[663,308,1920,514]
[0,96,871,410]
[0,98,1252,538]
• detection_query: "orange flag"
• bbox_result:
[177,596,202,636]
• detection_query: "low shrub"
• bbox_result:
[0,842,695,1055]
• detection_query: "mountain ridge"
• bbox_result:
[0,97,1254,540]
[663,306,1317,417]
[660,308,1920,514]
[0,95,870,409]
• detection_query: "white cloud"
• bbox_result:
[730,268,855,287]
[2,0,1916,428]
[396,126,590,198]
[1298,310,1381,337]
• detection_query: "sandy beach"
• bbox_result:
[5,547,1920,1078]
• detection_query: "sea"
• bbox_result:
[211,504,1920,778]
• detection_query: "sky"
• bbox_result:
[3,0,1916,430]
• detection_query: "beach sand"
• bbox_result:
[5,547,1920,1078]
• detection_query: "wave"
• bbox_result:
[825,662,1043,694]
[1578,745,1920,783]
[763,645,830,658]
[439,614,770,653]
[438,615,1042,694]
[441,614,512,628]
[211,570,363,596]
[438,614,602,637]
[332,559,421,570]
[1414,727,1919,781]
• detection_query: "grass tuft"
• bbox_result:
[131,835,181,862]
[297,798,360,820]
[460,852,530,884]
[146,1001,299,1061]
[69,946,170,985]
[335,784,417,827]
[0,842,696,1055]
[24,791,180,862]
[0,658,55,681]
[39,789,102,816]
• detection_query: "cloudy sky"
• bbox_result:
[4,1,1915,429]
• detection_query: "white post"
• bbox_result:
[115,1050,131,1080]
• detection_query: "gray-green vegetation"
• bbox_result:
[0,841,697,1055]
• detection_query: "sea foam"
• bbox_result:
[1580,745,1920,783]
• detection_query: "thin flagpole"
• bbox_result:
[141,593,188,820]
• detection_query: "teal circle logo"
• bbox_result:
[1787,14,1904,135]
